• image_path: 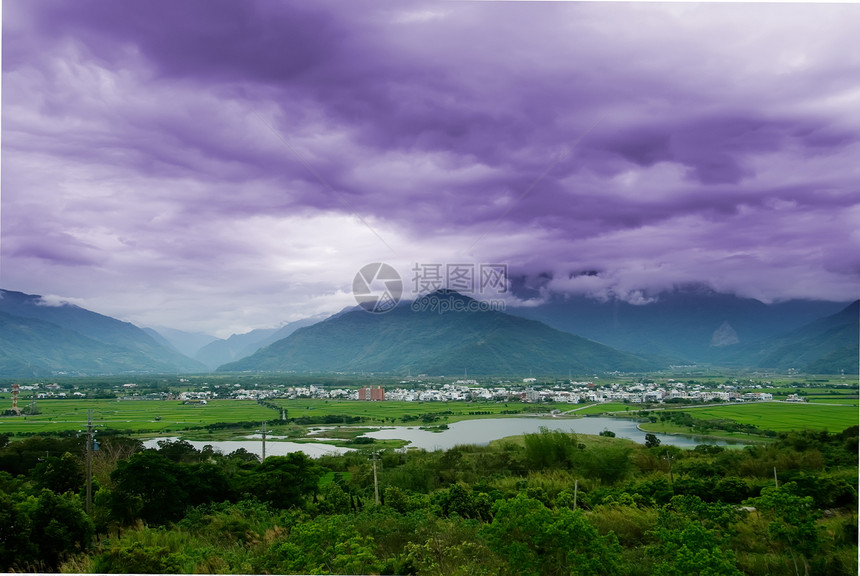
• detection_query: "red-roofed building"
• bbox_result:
[358,386,385,401]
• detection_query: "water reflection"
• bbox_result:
[142,416,746,457]
[362,417,745,451]
[141,437,353,458]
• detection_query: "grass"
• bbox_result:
[637,421,774,442]
[319,470,353,485]
[649,402,859,433]
[490,432,638,450]
[0,399,280,435]
[1,396,855,441]
[270,398,565,424]
[804,397,859,405]
[306,426,381,440]
[0,397,566,438]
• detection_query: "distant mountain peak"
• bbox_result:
[0,288,207,376]
[418,289,479,302]
[219,290,656,375]
[407,289,502,315]
[423,288,469,297]
[1,289,79,310]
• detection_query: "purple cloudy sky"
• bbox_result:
[2,1,859,336]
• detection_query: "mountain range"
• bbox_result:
[709,300,859,374]
[508,285,850,363]
[143,327,218,359]
[0,289,207,377]
[192,317,324,370]
[219,290,858,376]
[218,291,657,375]
[0,287,855,377]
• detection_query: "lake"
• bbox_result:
[361,416,745,450]
[142,437,354,458]
[143,416,745,458]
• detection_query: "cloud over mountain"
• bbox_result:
[3,1,858,334]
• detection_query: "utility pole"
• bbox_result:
[663,451,674,484]
[573,479,578,510]
[261,421,267,461]
[774,466,778,488]
[371,451,380,505]
[85,409,93,515]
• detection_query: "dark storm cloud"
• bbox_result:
[21,0,339,83]
[2,0,858,331]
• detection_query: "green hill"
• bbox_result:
[758,300,859,373]
[0,312,203,377]
[218,291,657,375]
[510,285,849,363]
[0,290,207,375]
[713,300,859,374]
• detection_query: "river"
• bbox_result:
[141,438,354,458]
[360,416,745,450]
[142,416,745,458]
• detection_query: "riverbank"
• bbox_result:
[139,416,746,459]
[635,421,769,445]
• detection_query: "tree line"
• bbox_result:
[0,426,856,574]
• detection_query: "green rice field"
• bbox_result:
[568,402,631,415]
[0,399,279,435]
[806,398,859,405]
[658,402,859,433]
[0,398,560,436]
[1,396,856,438]
[270,398,559,423]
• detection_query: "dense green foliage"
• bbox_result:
[0,425,856,574]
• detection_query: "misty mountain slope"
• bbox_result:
[508,286,850,363]
[143,327,179,351]
[218,291,658,375]
[194,317,322,370]
[194,328,278,370]
[0,289,207,374]
[714,300,859,374]
[0,312,199,377]
[148,327,218,358]
[2,290,153,346]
